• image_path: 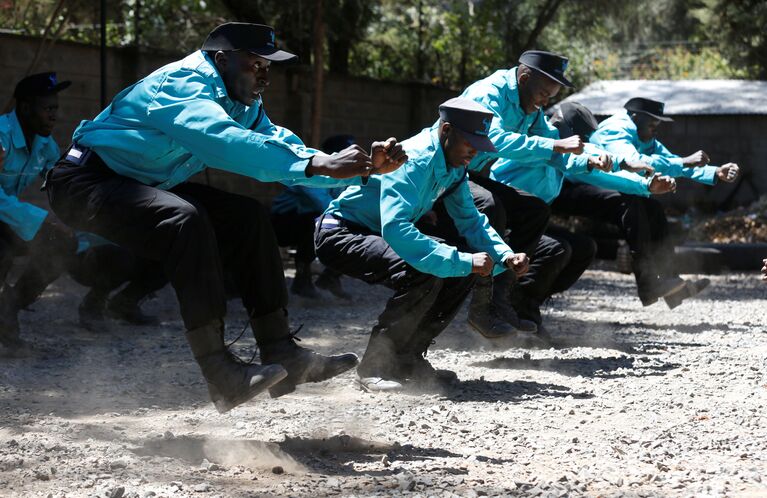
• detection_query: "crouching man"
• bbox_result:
[315,98,528,392]
[44,23,406,412]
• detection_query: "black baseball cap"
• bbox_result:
[624,97,673,122]
[13,72,71,100]
[439,97,497,152]
[556,102,599,140]
[202,22,297,63]
[519,50,573,88]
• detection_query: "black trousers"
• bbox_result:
[69,243,167,301]
[46,154,287,331]
[438,176,587,305]
[314,216,476,355]
[0,219,77,309]
[271,211,320,265]
[552,181,673,280]
[469,175,550,255]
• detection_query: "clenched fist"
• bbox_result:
[471,252,494,277]
[716,163,739,183]
[649,175,676,195]
[587,153,613,172]
[553,135,584,155]
[371,137,408,174]
[504,252,529,277]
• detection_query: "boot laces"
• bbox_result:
[225,308,306,364]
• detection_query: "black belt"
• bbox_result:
[63,143,93,166]
[317,214,344,230]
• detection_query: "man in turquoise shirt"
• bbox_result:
[458,51,612,332]
[315,98,529,392]
[550,102,711,308]
[590,97,740,188]
[44,23,406,412]
[0,72,78,352]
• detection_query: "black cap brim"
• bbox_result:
[628,109,673,122]
[51,81,72,93]
[532,68,573,89]
[455,128,497,153]
[249,47,298,63]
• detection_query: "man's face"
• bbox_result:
[441,123,478,168]
[633,113,661,142]
[18,94,59,137]
[518,71,561,114]
[216,51,271,106]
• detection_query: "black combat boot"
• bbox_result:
[290,260,319,298]
[107,289,160,326]
[467,276,522,339]
[186,320,287,413]
[355,329,406,392]
[492,272,539,333]
[255,309,359,398]
[633,256,687,306]
[664,278,711,309]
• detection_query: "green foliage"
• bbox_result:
[0,0,763,83]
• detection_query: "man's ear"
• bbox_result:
[213,51,228,68]
[439,121,451,139]
[517,71,530,87]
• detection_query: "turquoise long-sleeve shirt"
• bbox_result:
[0,110,58,241]
[452,66,602,203]
[457,67,592,174]
[590,110,717,185]
[73,51,359,190]
[325,127,513,278]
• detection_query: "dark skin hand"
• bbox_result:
[621,159,655,177]
[682,150,711,167]
[213,50,407,179]
[649,175,676,194]
[504,253,529,277]
[587,153,613,172]
[716,163,740,183]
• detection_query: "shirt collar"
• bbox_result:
[504,66,522,109]
[8,110,27,150]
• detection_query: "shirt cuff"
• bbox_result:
[457,252,474,276]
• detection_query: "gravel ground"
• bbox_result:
[1,267,766,497]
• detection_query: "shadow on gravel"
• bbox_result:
[132,434,469,477]
[441,379,594,403]
[470,355,680,379]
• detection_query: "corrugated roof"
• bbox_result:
[561,79,767,116]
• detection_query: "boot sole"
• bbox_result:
[212,367,288,414]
